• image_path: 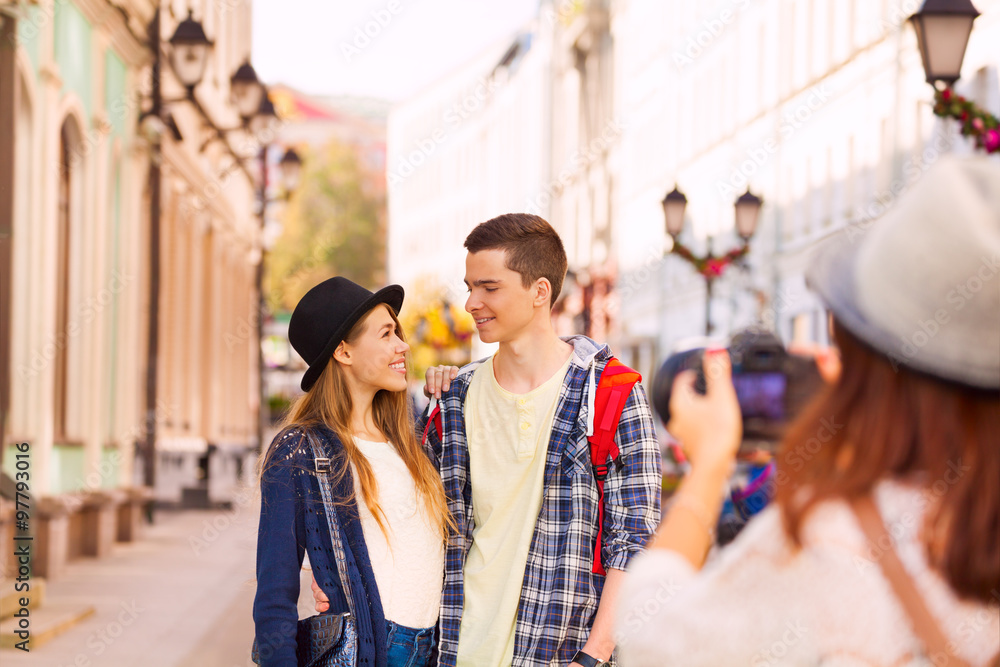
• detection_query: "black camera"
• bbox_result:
[652,329,825,448]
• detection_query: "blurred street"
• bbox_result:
[1,496,287,667]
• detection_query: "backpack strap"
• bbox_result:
[589,358,642,575]
[421,397,442,448]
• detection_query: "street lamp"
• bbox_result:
[907,0,999,154]
[167,10,213,95]
[661,186,688,239]
[255,128,303,453]
[662,185,762,335]
[908,0,980,86]
[279,147,303,192]
[142,8,273,499]
[734,188,764,241]
[144,7,214,499]
[250,92,279,139]
[230,60,265,124]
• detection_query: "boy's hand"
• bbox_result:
[424,365,459,399]
[311,574,330,613]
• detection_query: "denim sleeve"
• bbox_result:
[253,432,308,667]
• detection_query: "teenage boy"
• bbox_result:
[312,214,661,666]
[422,214,662,667]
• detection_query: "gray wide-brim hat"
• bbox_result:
[806,155,1000,389]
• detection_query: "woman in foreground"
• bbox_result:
[617,156,1000,665]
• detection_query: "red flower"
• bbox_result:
[941,88,953,102]
[704,258,727,277]
[984,129,1000,153]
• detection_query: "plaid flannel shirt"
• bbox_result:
[418,335,662,667]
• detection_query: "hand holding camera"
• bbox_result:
[654,330,826,451]
[665,349,742,473]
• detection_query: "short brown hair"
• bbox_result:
[464,213,568,307]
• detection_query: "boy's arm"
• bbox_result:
[582,383,663,662]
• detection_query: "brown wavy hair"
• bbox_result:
[775,320,999,602]
[268,305,454,540]
[464,213,568,308]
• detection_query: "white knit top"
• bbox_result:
[351,438,443,629]
[617,480,1000,666]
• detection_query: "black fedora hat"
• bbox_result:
[289,277,405,392]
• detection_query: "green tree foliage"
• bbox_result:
[266,140,386,312]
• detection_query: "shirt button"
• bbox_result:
[520,422,530,431]
[517,398,526,406]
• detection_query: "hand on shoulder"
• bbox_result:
[424,365,460,399]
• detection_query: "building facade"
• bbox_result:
[1,0,261,515]
[611,0,1000,380]
[386,24,552,359]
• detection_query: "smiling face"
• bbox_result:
[335,304,410,394]
[464,249,549,345]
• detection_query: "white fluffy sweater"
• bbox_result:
[617,480,999,666]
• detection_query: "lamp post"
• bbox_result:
[141,6,281,496]
[143,7,214,495]
[662,186,762,335]
[907,0,999,153]
[256,134,301,452]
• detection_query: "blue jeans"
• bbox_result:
[385,620,436,667]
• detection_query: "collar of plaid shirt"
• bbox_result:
[424,335,662,667]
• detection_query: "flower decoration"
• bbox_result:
[671,240,749,279]
[933,87,1000,155]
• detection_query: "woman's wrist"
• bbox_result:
[686,451,736,481]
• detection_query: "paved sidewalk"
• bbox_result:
[0,486,313,667]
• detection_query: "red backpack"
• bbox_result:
[421,357,642,576]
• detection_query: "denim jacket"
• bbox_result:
[253,426,389,667]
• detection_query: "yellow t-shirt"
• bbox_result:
[455,354,572,667]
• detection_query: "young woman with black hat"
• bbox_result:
[252,277,452,667]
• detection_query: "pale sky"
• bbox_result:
[252,0,541,102]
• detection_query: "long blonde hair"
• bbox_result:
[267,305,454,540]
